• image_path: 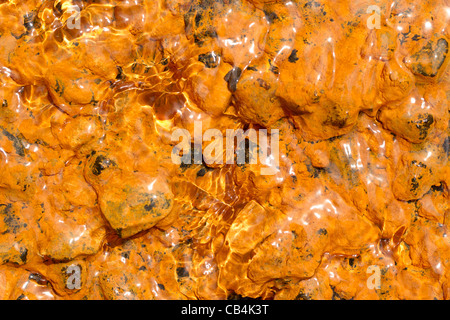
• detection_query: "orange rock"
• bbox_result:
[0,0,448,300]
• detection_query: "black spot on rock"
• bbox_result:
[415,113,434,139]
[224,67,242,92]
[20,248,28,263]
[288,49,299,63]
[349,257,355,267]
[1,129,25,156]
[295,292,312,300]
[256,78,271,90]
[176,267,189,278]
[0,204,22,235]
[29,273,47,285]
[23,11,41,31]
[144,199,156,212]
[263,10,279,24]
[91,155,116,176]
[410,38,448,77]
[115,66,125,80]
[269,65,279,75]
[197,167,206,177]
[198,52,220,68]
[410,177,420,192]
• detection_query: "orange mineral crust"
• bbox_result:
[0,0,449,300]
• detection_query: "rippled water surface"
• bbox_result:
[0,0,448,300]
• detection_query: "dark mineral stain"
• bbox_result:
[263,10,279,24]
[29,273,47,285]
[197,167,207,177]
[19,248,28,263]
[176,267,190,278]
[116,66,125,80]
[256,78,271,90]
[410,177,419,192]
[198,52,220,68]
[1,129,25,156]
[348,257,355,267]
[295,292,312,300]
[0,204,22,235]
[91,155,116,176]
[269,65,279,75]
[224,67,242,92]
[410,38,448,77]
[415,113,434,139]
[330,285,344,300]
[23,11,41,30]
[288,49,299,63]
[144,199,156,212]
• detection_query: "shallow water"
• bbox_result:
[0,0,448,300]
